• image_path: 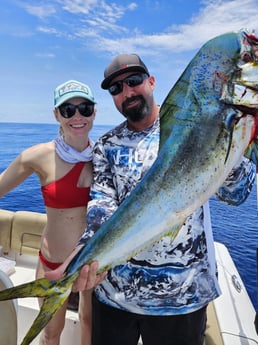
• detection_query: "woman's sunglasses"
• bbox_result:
[58,102,94,118]
[108,73,149,96]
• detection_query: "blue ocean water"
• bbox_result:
[0,122,257,311]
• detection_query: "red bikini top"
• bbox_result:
[41,162,91,208]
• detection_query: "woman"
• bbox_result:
[0,80,96,345]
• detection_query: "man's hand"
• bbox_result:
[44,245,107,291]
[72,261,107,292]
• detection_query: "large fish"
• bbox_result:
[0,30,258,345]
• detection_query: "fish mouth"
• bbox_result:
[221,79,258,158]
[221,82,258,110]
[220,80,258,135]
[220,52,258,111]
[221,80,258,141]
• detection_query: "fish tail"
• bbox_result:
[0,274,78,345]
[20,283,72,345]
[0,277,62,299]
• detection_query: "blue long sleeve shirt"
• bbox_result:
[79,118,255,315]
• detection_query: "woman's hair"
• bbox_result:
[59,125,64,137]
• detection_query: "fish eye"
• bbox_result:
[241,52,252,63]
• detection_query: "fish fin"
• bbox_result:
[0,274,78,344]
[20,285,71,345]
[0,278,61,299]
[224,111,239,164]
[224,126,233,164]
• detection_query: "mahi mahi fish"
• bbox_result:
[1,30,258,345]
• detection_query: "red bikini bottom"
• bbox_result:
[39,250,62,270]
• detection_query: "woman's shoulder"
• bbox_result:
[24,141,54,155]
[20,141,55,165]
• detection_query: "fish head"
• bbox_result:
[220,31,258,164]
[159,30,258,161]
[156,29,258,209]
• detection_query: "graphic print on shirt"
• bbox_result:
[96,205,219,315]
[82,118,255,315]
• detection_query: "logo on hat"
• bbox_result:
[54,80,95,107]
[58,81,89,97]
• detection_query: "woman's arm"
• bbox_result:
[0,147,37,196]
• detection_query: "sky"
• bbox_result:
[1,0,258,126]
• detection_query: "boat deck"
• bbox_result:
[0,209,257,344]
[3,244,256,345]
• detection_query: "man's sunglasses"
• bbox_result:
[58,102,94,118]
[108,73,149,96]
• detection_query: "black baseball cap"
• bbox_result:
[101,54,150,89]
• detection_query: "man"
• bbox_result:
[48,54,255,345]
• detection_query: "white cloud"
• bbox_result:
[11,4,258,74]
[37,26,59,34]
[35,53,55,58]
[24,4,56,19]
[60,0,98,14]
[11,0,258,71]
[28,0,258,56]
[90,0,258,55]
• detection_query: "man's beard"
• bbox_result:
[121,95,148,122]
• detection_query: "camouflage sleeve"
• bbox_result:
[215,156,256,206]
[78,141,119,245]
[244,140,258,166]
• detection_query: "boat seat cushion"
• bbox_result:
[11,211,46,255]
[0,209,47,256]
[0,270,18,345]
[0,209,15,254]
